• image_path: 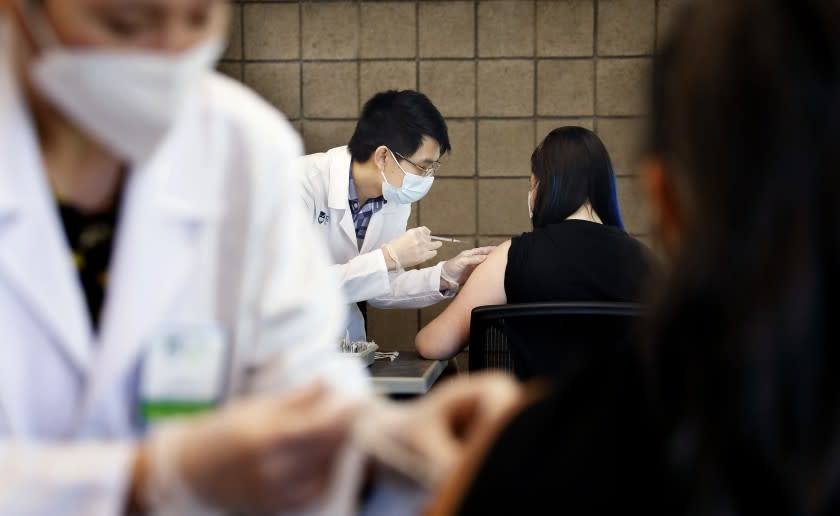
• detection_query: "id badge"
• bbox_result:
[139,324,229,423]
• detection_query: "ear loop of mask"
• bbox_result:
[15,0,58,52]
[387,148,410,183]
[380,148,407,187]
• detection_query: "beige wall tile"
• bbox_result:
[359,61,417,110]
[536,118,594,145]
[224,4,242,60]
[302,121,356,155]
[408,206,419,229]
[418,179,477,235]
[477,60,534,117]
[419,61,476,118]
[596,58,650,116]
[537,59,594,116]
[243,3,299,60]
[477,120,534,177]
[536,0,594,57]
[596,118,645,175]
[420,300,452,328]
[217,61,242,82]
[302,63,359,118]
[616,176,651,235]
[243,63,300,118]
[291,120,302,135]
[478,1,535,57]
[479,179,532,234]
[360,2,416,58]
[479,236,514,247]
[366,307,419,351]
[419,1,475,58]
[440,120,476,178]
[634,234,653,248]
[302,3,358,59]
[597,0,655,56]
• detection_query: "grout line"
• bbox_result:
[415,0,420,91]
[290,114,647,122]
[227,54,654,64]
[593,0,599,129]
[298,1,304,138]
[531,0,537,143]
[473,0,479,237]
[238,2,245,87]
[654,0,661,52]
[356,1,361,116]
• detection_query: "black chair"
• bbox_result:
[468,302,645,381]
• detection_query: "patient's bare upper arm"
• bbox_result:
[415,240,511,359]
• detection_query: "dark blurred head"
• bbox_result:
[644,0,840,511]
[530,126,624,230]
[347,90,450,163]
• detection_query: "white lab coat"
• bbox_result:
[297,146,452,342]
[0,21,368,515]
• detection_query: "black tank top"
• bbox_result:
[504,220,653,303]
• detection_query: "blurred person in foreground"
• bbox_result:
[0,0,520,514]
[426,0,840,514]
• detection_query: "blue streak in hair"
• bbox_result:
[607,169,625,230]
[550,176,562,206]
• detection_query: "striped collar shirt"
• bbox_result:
[348,166,386,249]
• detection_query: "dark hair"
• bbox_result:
[530,126,624,230]
[648,0,840,512]
[347,90,451,163]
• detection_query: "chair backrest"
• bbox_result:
[468,302,645,381]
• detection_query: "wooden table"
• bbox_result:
[369,351,447,396]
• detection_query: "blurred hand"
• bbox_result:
[383,227,442,270]
[146,383,358,514]
[353,373,522,488]
[441,246,496,289]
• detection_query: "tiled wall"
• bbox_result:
[220,0,683,350]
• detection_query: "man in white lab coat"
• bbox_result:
[299,90,494,341]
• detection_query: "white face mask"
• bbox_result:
[23,6,223,164]
[527,189,534,220]
[380,149,434,204]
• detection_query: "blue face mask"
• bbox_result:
[380,149,435,204]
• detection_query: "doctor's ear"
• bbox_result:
[373,146,389,171]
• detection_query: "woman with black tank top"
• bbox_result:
[416,126,654,360]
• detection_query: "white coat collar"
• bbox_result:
[327,146,353,210]
[325,145,397,213]
[0,20,94,372]
[0,24,218,384]
[80,93,224,421]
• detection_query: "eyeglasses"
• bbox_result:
[393,151,441,177]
